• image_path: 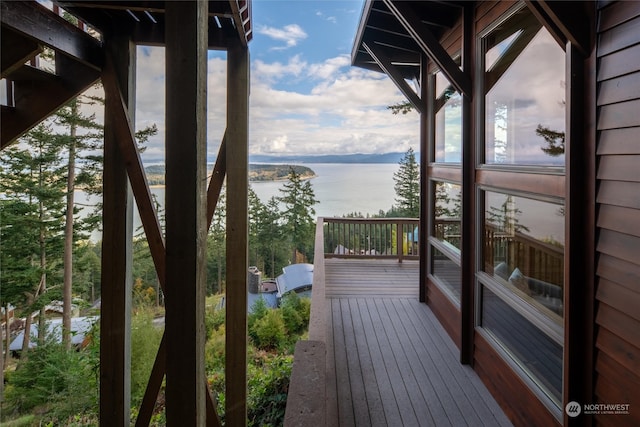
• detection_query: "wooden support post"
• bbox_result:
[165,2,208,425]
[100,34,134,426]
[225,40,250,427]
[421,57,434,304]
[460,4,474,365]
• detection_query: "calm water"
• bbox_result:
[79,163,399,241]
[79,162,563,244]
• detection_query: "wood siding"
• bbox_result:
[595,2,640,426]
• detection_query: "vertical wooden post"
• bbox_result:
[100,34,134,426]
[225,39,249,427]
[421,56,434,303]
[165,2,208,425]
[460,3,474,365]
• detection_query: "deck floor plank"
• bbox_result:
[324,258,512,427]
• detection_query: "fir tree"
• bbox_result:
[277,167,318,263]
[393,147,420,218]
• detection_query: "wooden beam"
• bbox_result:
[0,0,102,70]
[225,39,249,427]
[362,41,424,114]
[101,55,166,291]
[164,1,208,425]
[0,27,42,78]
[207,133,227,229]
[1,57,99,148]
[134,334,166,427]
[419,54,430,304]
[100,34,134,427]
[383,0,471,98]
[525,1,592,56]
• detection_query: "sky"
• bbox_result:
[133,0,420,163]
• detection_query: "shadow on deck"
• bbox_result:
[284,220,511,426]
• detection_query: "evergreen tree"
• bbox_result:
[207,189,226,294]
[393,147,420,218]
[277,168,318,263]
[56,96,103,348]
[0,122,67,354]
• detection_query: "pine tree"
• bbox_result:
[277,167,319,263]
[393,147,420,218]
[0,122,67,354]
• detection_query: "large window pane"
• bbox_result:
[433,181,461,250]
[484,8,565,166]
[432,246,461,300]
[481,286,563,406]
[435,91,461,163]
[483,191,564,320]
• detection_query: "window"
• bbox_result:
[435,71,462,163]
[482,190,564,321]
[484,7,565,166]
[477,4,566,414]
[430,181,461,303]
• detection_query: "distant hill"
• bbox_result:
[249,152,412,164]
[143,164,315,185]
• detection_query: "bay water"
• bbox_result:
[79,163,400,241]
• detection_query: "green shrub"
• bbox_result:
[247,353,293,427]
[252,309,286,351]
[130,309,164,405]
[4,339,98,422]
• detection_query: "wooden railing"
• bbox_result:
[484,224,564,287]
[323,217,419,262]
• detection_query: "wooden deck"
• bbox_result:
[324,258,511,427]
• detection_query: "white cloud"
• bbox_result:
[257,24,307,50]
[130,45,419,162]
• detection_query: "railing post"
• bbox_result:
[397,220,404,263]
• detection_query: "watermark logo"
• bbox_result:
[565,401,581,417]
[565,401,631,417]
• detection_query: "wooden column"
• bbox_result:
[165,2,208,425]
[460,4,474,365]
[225,39,250,427]
[100,34,134,426]
[421,56,434,304]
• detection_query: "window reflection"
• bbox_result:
[433,181,461,250]
[432,246,461,300]
[435,91,461,163]
[481,286,563,405]
[483,191,564,320]
[484,9,565,166]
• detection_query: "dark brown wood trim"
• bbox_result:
[225,40,250,426]
[0,1,102,70]
[362,41,424,114]
[565,34,597,426]
[135,334,166,427]
[474,331,561,427]
[419,55,430,303]
[384,0,471,98]
[207,132,227,229]
[101,55,166,290]
[460,1,474,366]
[164,2,208,424]
[100,34,134,426]
[525,1,592,55]
[428,165,462,183]
[476,169,566,199]
[427,278,461,348]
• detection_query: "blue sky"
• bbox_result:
[131,0,420,162]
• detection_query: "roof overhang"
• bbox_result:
[54,0,252,49]
[352,0,461,81]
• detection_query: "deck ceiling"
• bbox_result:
[55,0,252,48]
[1,0,251,148]
[352,0,461,80]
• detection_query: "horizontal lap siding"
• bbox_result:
[595,2,640,426]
